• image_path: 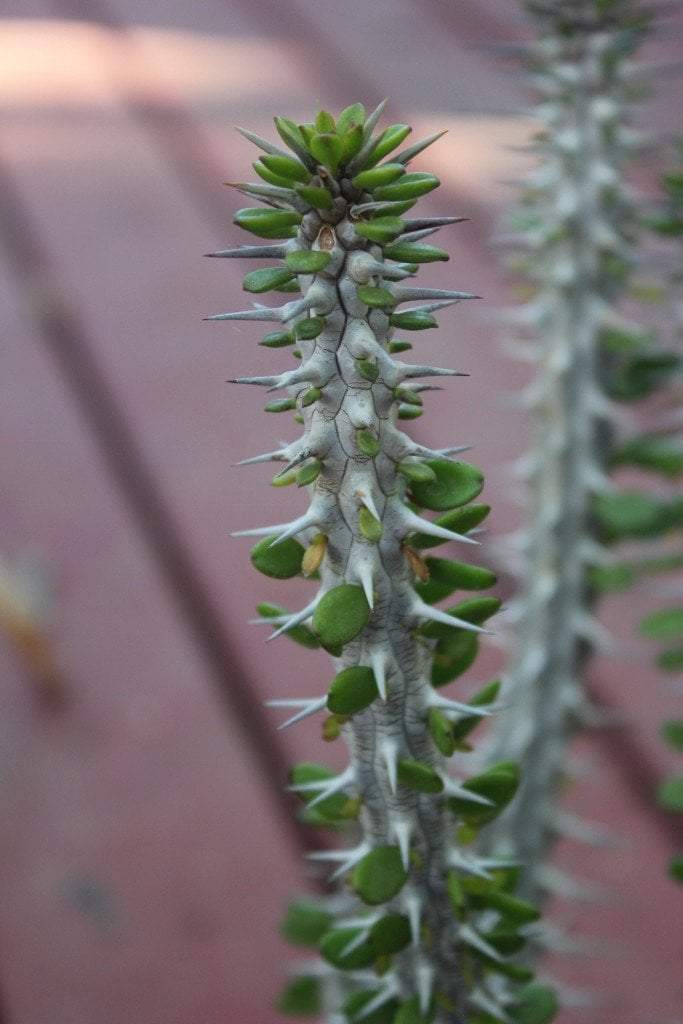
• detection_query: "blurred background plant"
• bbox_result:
[0,1,681,1023]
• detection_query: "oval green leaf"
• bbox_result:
[313,585,371,649]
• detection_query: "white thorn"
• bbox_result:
[357,489,381,521]
[369,649,388,701]
[379,738,399,795]
[470,988,512,1023]
[268,695,328,730]
[237,448,285,466]
[398,363,465,380]
[355,981,399,1021]
[339,927,372,958]
[428,693,493,718]
[459,924,504,962]
[403,892,422,947]
[401,509,479,546]
[448,849,492,880]
[292,766,355,809]
[413,597,490,635]
[391,817,412,870]
[443,778,494,807]
[266,595,320,641]
[232,508,318,544]
[356,562,375,611]
[416,961,434,1015]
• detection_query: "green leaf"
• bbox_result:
[369,913,411,955]
[640,606,683,640]
[451,680,501,742]
[253,159,294,188]
[277,976,321,1016]
[296,316,326,340]
[510,984,559,1024]
[320,928,375,970]
[352,163,406,190]
[388,340,412,353]
[397,758,444,794]
[658,647,683,672]
[428,708,456,757]
[657,774,683,813]
[260,329,294,348]
[588,562,637,592]
[234,206,301,239]
[285,250,331,274]
[256,602,320,648]
[297,460,322,486]
[431,632,479,687]
[301,386,321,407]
[309,133,344,172]
[364,124,412,167]
[661,720,683,752]
[416,557,496,604]
[313,585,371,649]
[355,217,406,244]
[352,164,405,192]
[669,855,683,884]
[410,504,491,550]
[408,460,483,512]
[265,397,297,413]
[392,995,436,1023]
[594,491,677,540]
[274,117,310,156]
[327,665,378,715]
[398,461,438,485]
[394,388,422,407]
[260,153,310,183]
[606,351,680,401]
[448,761,520,827]
[315,110,336,132]
[479,891,540,924]
[338,124,365,163]
[383,242,449,263]
[250,535,304,578]
[295,184,334,210]
[359,507,383,543]
[358,284,396,308]
[389,310,438,330]
[351,846,408,905]
[356,428,381,457]
[356,358,379,382]
[612,434,683,478]
[344,990,399,1024]
[280,900,333,946]
[374,173,440,201]
[337,103,366,134]
[243,267,296,293]
[420,596,501,639]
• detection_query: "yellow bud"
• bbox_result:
[302,533,327,576]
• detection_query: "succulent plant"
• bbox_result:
[480,0,683,915]
[207,103,557,1023]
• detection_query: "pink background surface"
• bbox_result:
[0,2,681,1022]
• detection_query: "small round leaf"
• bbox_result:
[351,846,408,905]
[408,460,483,512]
[250,535,304,579]
[327,666,378,715]
[313,585,371,649]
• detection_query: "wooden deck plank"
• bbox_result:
[0,152,305,1024]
